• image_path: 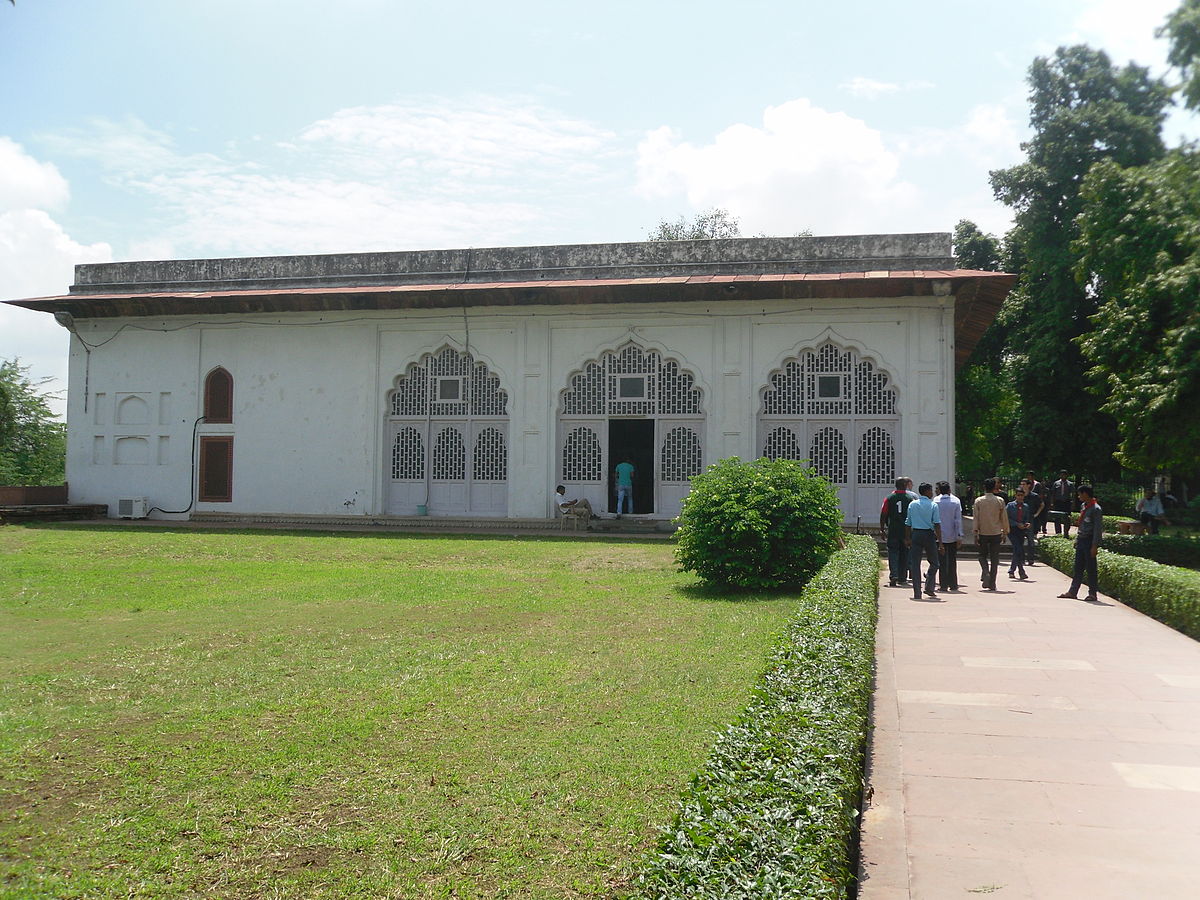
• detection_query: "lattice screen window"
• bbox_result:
[392,427,424,480]
[763,426,803,461]
[762,343,895,416]
[810,426,848,483]
[561,342,701,416]
[854,362,896,415]
[472,428,507,481]
[390,347,508,418]
[432,427,465,480]
[659,360,701,415]
[562,363,605,416]
[857,427,895,485]
[562,427,602,482]
[660,427,702,482]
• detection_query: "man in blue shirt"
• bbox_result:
[614,457,635,517]
[904,482,943,599]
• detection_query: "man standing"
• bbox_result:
[935,481,963,591]
[614,457,635,517]
[880,477,916,587]
[973,477,1009,591]
[905,482,942,599]
[1051,470,1075,536]
[1058,484,1103,601]
[1019,478,1044,564]
[1006,487,1033,580]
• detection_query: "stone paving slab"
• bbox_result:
[857,559,1200,899]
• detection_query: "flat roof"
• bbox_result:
[7,268,1014,371]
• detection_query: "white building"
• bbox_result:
[6,234,1011,524]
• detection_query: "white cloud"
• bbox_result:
[0,137,70,213]
[896,102,1024,169]
[0,139,112,408]
[0,210,112,413]
[1069,0,1177,71]
[41,98,622,258]
[636,98,920,236]
[841,77,935,100]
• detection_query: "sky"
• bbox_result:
[0,0,1192,413]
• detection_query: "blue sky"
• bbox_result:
[0,0,1191,409]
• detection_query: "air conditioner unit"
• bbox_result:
[117,497,149,519]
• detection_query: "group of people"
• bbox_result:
[880,472,1105,602]
[879,478,965,599]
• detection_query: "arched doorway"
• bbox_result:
[558,341,704,518]
[385,347,509,516]
[758,342,898,522]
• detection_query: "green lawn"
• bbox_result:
[0,525,798,899]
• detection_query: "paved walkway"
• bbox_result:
[858,555,1200,899]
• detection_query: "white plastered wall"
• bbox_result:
[64,292,957,521]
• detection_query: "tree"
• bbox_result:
[0,359,67,486]
[1161,0,1200,109]
[647,207,742,241]
[951,220,1019,477]
[989,45,1171,478]
[1074,151,1200,472]
[951,219,1002,271]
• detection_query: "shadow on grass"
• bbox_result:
[677,581,803,603]
[15,520,658,546]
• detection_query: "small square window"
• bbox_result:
[436,377,463,401]
[817,375,842,399]
[618,376,646,399]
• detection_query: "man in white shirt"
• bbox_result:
[555,485,595,525]
[935,481,964,591]
[1136,489,1167,535]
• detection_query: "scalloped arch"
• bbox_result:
[557,337,706,414]
[758,332,899,414]
[386,342,509,416]
[387,338,508,394]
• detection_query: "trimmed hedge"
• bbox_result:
[1099,533,1200,570]
[1039,536,1200,640]
[634,534,879,899]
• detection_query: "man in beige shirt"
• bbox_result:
[973,477,1009,591]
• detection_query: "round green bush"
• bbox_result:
[674,456,843,589]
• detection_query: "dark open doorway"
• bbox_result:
[607,419,654,514]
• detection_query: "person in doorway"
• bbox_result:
[1136,489,1168,535]
[935,481,962,591]
[973,477,1009,591]
[614,457,635,517]
[1058,485,1103,601]
[1006,487,1033,580]
[904,482,942,599]
[555,485,596,524]
[1051,470,1075,536]
[880,477,916,587]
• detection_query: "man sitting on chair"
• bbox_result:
[555,485,596,523]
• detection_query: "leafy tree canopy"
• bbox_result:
[0,359,67,486]
[1161,0,1200,110]
[1075,150,1200,472]
[647,207,741,241]
[952,219,1002,272]
[987,45,1170,478]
